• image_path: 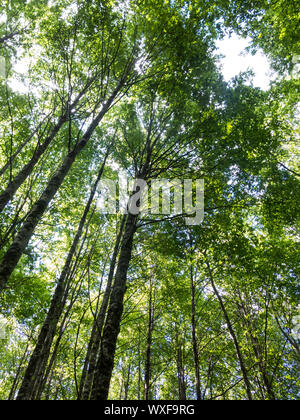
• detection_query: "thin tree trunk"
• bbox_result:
[0,81,123,293]
[205,260,253,401]
[138,329,142,400]
[16,155,108,400]
[144,278,154,400]
[44,360,56,401]
[176,333,187,400]
[37,283,83,400]
[36,321,64,400]
[238,299,275,400]
[88,118,153,400]
[90,212,138,400]
[8,341,30,400]
[0,90,86,213]
[0,112,52,178]
[124,363,131,400]
[79,215,126,400]
[190,266,202,400]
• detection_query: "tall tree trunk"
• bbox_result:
[144,278,154,400]
[36,318,65,400]
[190,266,202,400]
[90,212,138,400]
[0,87,87,213]
[36,280,85,400]
[238,299,275,400]
[0,81,123,293]
[138,329,142,400]
[79,215,126,400]
[0,112,52,179]
[16,156,108,400]
[8,341,30,400]
[124,363,131,400]
[88,122,152,400]
[176,333,187,400]
[205,260,253,401]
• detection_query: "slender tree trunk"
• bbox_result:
[144,278,154,400]
[79,215,126,400]
[16,156,108,400]
[205,260,253,400]
[88,127,152,400]
[36,286,82,400]
[36,321,64,400]
[124,363,131,400]
[90,212,138,400]
[239,300,275,400]
[0,89,87,213]
[0,112,52,178]
[44,360,56,401]
[190,266,202,400]
[176,334,187,400]
[0,82,123,293]
[252,335,275,400]
[138,329,142,400]
[8,341,30,400]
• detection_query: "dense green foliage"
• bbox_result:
[0,0,299,400]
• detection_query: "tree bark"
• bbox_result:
[0,112,52,179]
[144,278,154,400]
[90,212,138,400]
[205,260,253,400]
[16,156,108,400]
[8,341,30,400]
[176,333,187,400]
[238,299,275,400]
[123,363,131,400]
[190,266,202,400]
[0,88,88,214]
[79,215,126,400]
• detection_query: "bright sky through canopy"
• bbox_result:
[10,33,275,94]
[216,34,275,90]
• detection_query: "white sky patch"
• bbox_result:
[216,34,276,90]
[0,12,7,25]
[8,56,30,93]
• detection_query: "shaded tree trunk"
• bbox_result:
[8,341,30,400]
[144,277,155,400]
[79,215,126,400]
[123,362,131,400]
[90,212,138,400]
[0,112,52,179]
[176,334,187,400]
[138,329,142,400]
[16,155,108,400]
[205,259,253,401]
[190,266,202,400]
[0,87,88,213]
[238,298,275,400]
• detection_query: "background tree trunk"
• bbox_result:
[91,213,138,400]
[16,156,108,400]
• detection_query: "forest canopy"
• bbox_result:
[0,0,299,401]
